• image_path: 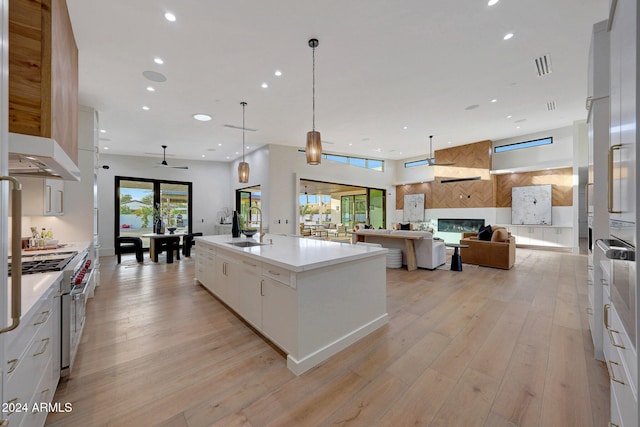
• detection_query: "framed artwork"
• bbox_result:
[511,184,552,225]
[403,194,424,222]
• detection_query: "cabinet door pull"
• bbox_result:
[609,422,620,427]
[268,270,280,276]
[33,338,50,356]
[606,360,625,385]
[601,278,609,286]
[6,358,18,374]
[586,307,593,315]
[604,304,610,329]
[260,279,264,297]
[608,144,623,214]
[0,176,22,334]
[243,260,257,267]
[33,310,51,325]
[608,329,626,349]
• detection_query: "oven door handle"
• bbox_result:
[1,176,22,334]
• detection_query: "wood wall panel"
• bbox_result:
[9,0,48,137]
[51,0,78,163]
[436,140,492,169]
[396,140,573,210]
[9,0,78,164]
[495,168,573,207]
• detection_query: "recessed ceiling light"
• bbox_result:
[153,57,164,65]
[235,151,239,155]
[507,115,512,119]
[261,82,268,89]
[491,99,497,103]
[193,114,212,121]
[201,154,206,158]
[164,12,176,22]
[403,126,408,130]
[275,70,282,77]
[103,146,109,150]
[226,156,230,160]
[348,143,352,146]
[503,33,514,40]
[448,141,452,144]
[99,129,106,133]
[218,143,222,146]
[516,126,521,129]
[146,86,155,92]
[246,146,251,150]
[488,0,499,5]
[142,106,150,110]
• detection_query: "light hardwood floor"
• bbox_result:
[45,246,610,427]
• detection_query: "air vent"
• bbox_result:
[440,176,481,183]
[546,101,557,111]
[534,54,552,76]
[223,124,257,132]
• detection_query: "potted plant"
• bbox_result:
[153,203,166,234]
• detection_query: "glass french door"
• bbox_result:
[341,189,385,229]
[115,177,192,248]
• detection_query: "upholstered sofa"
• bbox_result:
[353,229,446,270]
[459,227,515,269]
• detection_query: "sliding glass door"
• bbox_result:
[115,177,192,248]
[340,189,385,229]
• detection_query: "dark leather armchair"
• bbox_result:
[116,236,143,264]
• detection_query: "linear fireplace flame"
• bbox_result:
[438,218,485,233]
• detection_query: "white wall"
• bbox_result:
[231,146,271,227]
[394,156,436,185]
[265,145,398,235]
[97,153,232,255]
[491,125,574,172]
[19,107,97,244]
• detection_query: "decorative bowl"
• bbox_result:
[167,227,177,234]
[242,229,258,237]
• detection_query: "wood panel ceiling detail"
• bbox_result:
[436,140,492,169]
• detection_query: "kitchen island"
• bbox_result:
[195,234,389,375]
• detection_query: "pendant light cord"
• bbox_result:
[241,101,247,162]
[312,45,316,132]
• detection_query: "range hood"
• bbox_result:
[8,132,81,181]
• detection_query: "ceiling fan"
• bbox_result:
[425,135,455,166]
[155,145,188,169]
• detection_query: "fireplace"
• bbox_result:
[438,218,485,233]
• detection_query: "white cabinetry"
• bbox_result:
[236,258,262,330]
[503,225,572,248]
[262,276,297,354]
[20,177,64,216]
[3,277,61,427]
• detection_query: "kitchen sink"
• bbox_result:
[227,241,265,248]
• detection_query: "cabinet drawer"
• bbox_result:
[21,357,55,427]
[262,264,294,288]
[6,309,55,397]
[5,289,54,379]
[607,304,638,391]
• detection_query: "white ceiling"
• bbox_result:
[67,0,608,164]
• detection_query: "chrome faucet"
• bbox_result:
[246,206,263,243]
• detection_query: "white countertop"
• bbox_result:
[7,271,62,323]
[11,241,91,257]
[196,234,387,273]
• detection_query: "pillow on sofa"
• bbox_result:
[399,223,411,230]
[478,225,493,241]
[491,228,509,242]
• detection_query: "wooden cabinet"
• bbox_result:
[8,0,78,164]
[261,276,297,354]
[3,277,61,427]
[20,177,64,216]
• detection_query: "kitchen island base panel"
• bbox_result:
[286,313,389,375]
[195,235,389,375]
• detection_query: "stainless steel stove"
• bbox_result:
[7,251,78,276]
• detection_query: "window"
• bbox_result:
[298,150,384,172]
[404,159,429,168]
[494,137,553,153]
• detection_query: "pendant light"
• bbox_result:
[306,38,322,165]
[238,101,250,183]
